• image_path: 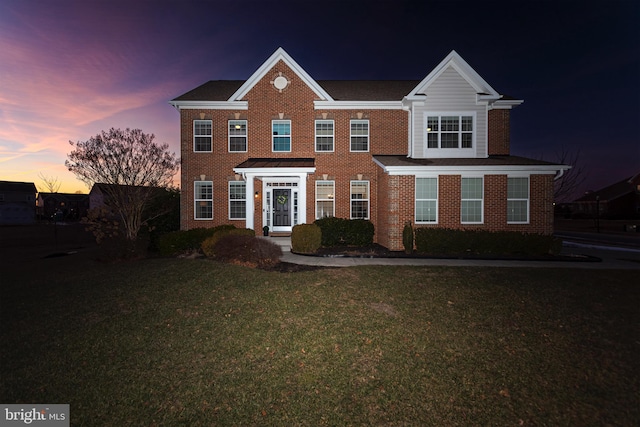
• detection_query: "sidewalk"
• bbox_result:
[266,236,640,270]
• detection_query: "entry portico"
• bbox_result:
[234,158,315,233]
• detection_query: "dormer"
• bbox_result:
[404,51,523,159]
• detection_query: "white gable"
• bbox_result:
[228,47,333,102]
[408,50,500,101]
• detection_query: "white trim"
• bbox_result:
[372,159,565,177]
[229,47,333,102]
[507,176,530,224]
[194,180,213,220]
[408,51,500,101]
[272,119,291,152]
[314,101,404,110]
[350,180,370,220]
[193,120,212,153]
[350,119,370,153]
[315,119,335,152]
[461,177,484,224]
[228,181,246,220]
[315,180,335,219]
[169,100,248,110]
[423,112,477,157]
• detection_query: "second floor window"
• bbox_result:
[315,120,334,152]
[229,120,247,152]
[350,120,369,152]
[427,115,473,149]
[272,120,291,152]
[194,120,212,152]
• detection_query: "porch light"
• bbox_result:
[255,191,259,198]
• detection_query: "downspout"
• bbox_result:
[405,101,413,157]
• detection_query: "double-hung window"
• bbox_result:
[416,177,438,223]
[194,181,213,220]
[315,120,334,152]
[229,181,246,220]
[229,120,247,152]
[427,115,473,149]
[461,177,483,223]
[194,120,212,152]
[315,180,335,219]
[507,177,529,223]
[272,120,291,152]
[350,120,369,152]
[350,180,369,219]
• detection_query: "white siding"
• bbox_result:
[412,66,487,159]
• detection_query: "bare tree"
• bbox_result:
[65,128,179,241]
[552,147,587,203]
[38,172,61,193]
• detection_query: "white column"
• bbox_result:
[245,174,255,230]
[297,173,307,225]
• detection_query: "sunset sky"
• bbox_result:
[1,0,638,196]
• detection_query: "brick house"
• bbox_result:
[170,48,568,250]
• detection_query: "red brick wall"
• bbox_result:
[180,60,408,232]
[488,109,510,155]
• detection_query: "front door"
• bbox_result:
[272,189,291,229]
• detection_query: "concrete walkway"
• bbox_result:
[265,236,640,270]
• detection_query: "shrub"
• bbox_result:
[414,228,560,256]
[202,228,255,257]
[314,217,374,247]
[291,223,322,254]
[155,225,235,256]
[402,222,414,254]
[213,234,282,268]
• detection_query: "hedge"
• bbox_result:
[314,217,374,247]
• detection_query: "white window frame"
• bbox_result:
[350,119,369,152]
[228,120,247,152]
[415,177,438,224]
[350,180,370,219]
[507,177,530,224]
[426,113,475,150]
[315,180,335,219]
[272,120,291,152]
[315,120,334,152]
[193,120,212,152]
[228,181,246,220]
[461,177,483,224]
[194,181,213,220]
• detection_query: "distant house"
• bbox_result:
[573,174,640,219]
[170,48,569,250]
[0,181,37,224]
[37,192,90,221]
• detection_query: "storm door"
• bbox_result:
[272,189,291,229]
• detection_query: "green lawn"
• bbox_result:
[1,258,638,426]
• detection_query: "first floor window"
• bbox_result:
[194,181,213,219]
[272,120,291,152]
[461,177,483,223]
[315,120,334,152]
[416,177,438,223]
[507,177,529,223]
[229,120,247,152]
[426,114,473,149]
[350,180,369,219]
[316,180,335,219]
[194,120,212,152]
[350,120,369,152]
[229,181,246,219]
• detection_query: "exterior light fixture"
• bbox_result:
[255,191,259,198]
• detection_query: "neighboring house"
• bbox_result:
[0,181,37,225]
[572,174,640,219]
[170,48,568,250]
[37,192,90,221]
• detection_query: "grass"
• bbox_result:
[1,257,639,426]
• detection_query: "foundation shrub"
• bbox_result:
[291,223,322,254]
[201,228,255,258]
[156,225,235,256]
[212,234,282,268]
[415,228,561,256]
[314,217,374,247]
